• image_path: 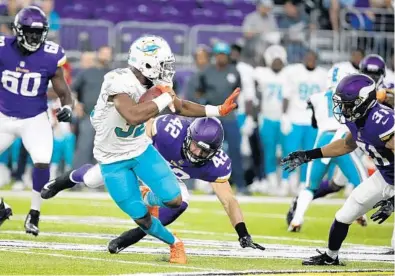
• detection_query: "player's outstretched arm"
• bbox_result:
[113,93,172,126]
[52,67,74,122]
[282,132,357,172]
[174,88,240,117]
[211,181,265,251]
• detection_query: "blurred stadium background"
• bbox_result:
[0,0,393,195]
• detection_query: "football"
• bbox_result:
[138,86,163,103]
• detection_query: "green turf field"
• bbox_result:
[0,191,393,275]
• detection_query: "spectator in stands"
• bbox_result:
[0,0,20,35]
[242,0,278,39]
[71,46,113,169]
[195,42,248,195]
[185,46,210,104]
[80,51,96,69]
[41,0,61,41]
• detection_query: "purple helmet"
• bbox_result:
[333,74,377,123]
[359,54,386,86]
[13,6,49,52]
[183,117,224,165]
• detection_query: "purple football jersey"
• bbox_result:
[152,114,232,183]
[0,36,66,118]
[346,103,394,185]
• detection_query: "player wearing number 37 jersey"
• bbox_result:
[0,6,73,236]
[42,115,265,253]
[282,74,394,266]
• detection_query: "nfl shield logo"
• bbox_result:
[20,61,25,67]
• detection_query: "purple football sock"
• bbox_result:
[70,164,94,184]
[32,167,50,193]
[159,201,188,226]
[328,219,350,251]
[313,180,333,199]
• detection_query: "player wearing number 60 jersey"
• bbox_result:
[42,115,265,252]
[0,6,73,236]
[282,74,394,266]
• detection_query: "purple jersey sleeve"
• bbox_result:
[368,105,394,145]
[44,41,67,77]
[203,149,232,183]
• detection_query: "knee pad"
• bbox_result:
[118,199,148,220]
[335,207,355,225]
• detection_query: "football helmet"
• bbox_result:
[13,6,49,52]
[359,54,386,86]
[128,35,175,83]
[183,117,224,165]
[264,44,287,67]
[332,74,377,123]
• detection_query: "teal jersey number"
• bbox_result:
[299,83,321,101]
[267,83,283,100]
[115,124,145,138]
[324,90,334,118]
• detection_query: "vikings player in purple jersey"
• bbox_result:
[359,54,395,108]
[41,115,265,252]
[0,6,73,236]
[282,74,394,265]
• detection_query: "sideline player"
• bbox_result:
[0,6,73,235]
[42,115,265,253]
[286,66,368,232]
[281,51,327,195]
[282,74,394,265]
[254,45,288,194]
[42,35,239,264]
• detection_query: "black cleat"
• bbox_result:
[41,171,76,199]
[382,249,394,255]
[108,228,147,254]
[286,196,298,226]
[302,249,345,266]
[0,198,12,227]
[24,209,40,236]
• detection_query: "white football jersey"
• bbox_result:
[236,61,257,114]
[91,68,152,164]
[255,66,288,121]
[309,90,339,133]
[283,64,327,125]
[327,61,359,89]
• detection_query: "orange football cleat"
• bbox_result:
[140,186,159,218]
[170,238,187,264]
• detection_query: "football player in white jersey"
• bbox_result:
[287,66,368,232]
[254,45,288,194]
[281,51,327,195]
[72,35,239,264]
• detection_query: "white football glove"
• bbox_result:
[281,115,292,135]
[240,116,256,136]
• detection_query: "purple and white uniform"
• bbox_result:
[153,114,232,183]
[335,103,394,224]
[346,103,394,185]
[0,36,66,164]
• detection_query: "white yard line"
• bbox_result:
[0,239,392,263]
[1,247,221,272]
[1,230,388,252]
[0,191,348,205]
